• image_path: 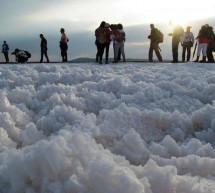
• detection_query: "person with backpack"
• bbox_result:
[40,34,49,63]
[148,24,163,62]
[60,28,69,62]
[194,25,210,63]
[11,48,31,63]
[112,23,126,63]
[2,41,9,63]
[95,21,111,64]
[181,26,195,62]
[168,25,184,63]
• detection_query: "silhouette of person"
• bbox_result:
[168,25,184,63]
[2,41,9,63]
[95,21,112,64]
[60,28,69,62]
[206,26,215,63]
[148,24,163,62]
[40,34,49,63]
[181,26,194,62]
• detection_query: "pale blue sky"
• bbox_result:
[0,0,215,62]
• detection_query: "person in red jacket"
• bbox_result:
[194,25,210,62]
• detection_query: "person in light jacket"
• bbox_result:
[112,23,126,63]
[11,48,30,63]
[181,26,194,62]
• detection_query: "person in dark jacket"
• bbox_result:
[11,48,31,63]
[148,24,163,62]
[95,21,107,64]
[40,34,49,63]
[206,26,215,63]
[168,25,184,63]
[2,41,9,63]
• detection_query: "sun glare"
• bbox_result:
[118,0,215,27]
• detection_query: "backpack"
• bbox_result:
[114,30,125,43]
[24,51,31,58]
[98,29,107,44]
[155,29,164,43]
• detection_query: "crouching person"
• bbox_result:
[11,48,31,63]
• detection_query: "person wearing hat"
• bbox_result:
[11,48,31,63]
[181,26,194,62]
[2,41,9,63]
[40,34,49,63]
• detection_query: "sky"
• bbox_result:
[0,0,215,62]
[0,61,215,192]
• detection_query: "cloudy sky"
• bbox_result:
[0,0,215,62]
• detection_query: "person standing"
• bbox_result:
[95,21,106,63]
[194,25,209,63]
[95,21,112,64]
[112,23,126,63]
[60,28,69,62]
[148,24,163,62]
[206,26,215,63]
[40,34,49,63]
[168,25,184,63]
[2,41,9,63]
[181,26,194,62]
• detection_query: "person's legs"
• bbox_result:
[44,51,49,62]
[40,51,44,62]
[153,43,162,62]
[114,43,120,63]
[4,52,9,63]
[172,41,179,62]
[182,46,186,62]
[105,42,110,63]
[119,42,125,62]
[148,43,153,62]
[187,46,191,61]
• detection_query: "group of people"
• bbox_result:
[168,24,215,63]
[95,21,126,64]
[1,23,215,64]
[1,28,69,63]
[95,22,215,64]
